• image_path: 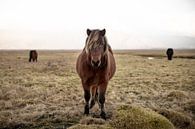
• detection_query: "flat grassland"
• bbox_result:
[0,50,195,128]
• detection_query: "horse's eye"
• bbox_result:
[90,47,96,52]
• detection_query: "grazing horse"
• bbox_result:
[76,29,116,119]
[29,50,38,62]
[166,48,174,60]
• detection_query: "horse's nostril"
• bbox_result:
[92,60,95,64]
[96,60,100,64]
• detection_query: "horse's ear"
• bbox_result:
[100,29,106,36]
[87,29,91,36]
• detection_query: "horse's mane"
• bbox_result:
[107,43,113,55]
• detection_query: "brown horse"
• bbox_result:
[29,50,38,62]
[76,29,116,119]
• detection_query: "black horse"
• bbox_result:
[166,48,174,60]
[29,50,38,62]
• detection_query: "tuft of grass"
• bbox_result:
[184,100,195,115]
[68,124,113,129]
[167,90,189,100]
[110,105,175,129]
[79,116,106,125]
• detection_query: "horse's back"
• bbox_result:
[30,50,37,55]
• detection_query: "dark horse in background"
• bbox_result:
[166,48,174,60]
[29,50,38,62]
[76,29,116,119]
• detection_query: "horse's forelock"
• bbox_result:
[85,31,98,53]
[87,31,100,47]
[85,30,108,53]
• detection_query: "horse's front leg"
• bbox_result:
[83,88,90,115]
[82,80,90,115]
[98,82,108,120]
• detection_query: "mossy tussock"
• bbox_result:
[110,105,175,129]
[167,90,189,100]
[154,108,195,129]
[184,100,195,116]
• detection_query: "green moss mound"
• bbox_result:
[155,108,195,129]
[110,105,175,129]
[67,124,113,129]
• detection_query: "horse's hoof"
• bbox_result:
[84,111,89,115]
[84,110,89,115]
[100,112,106,120]
[84,105,89,115]
[84,112,89,116]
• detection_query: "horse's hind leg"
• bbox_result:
[89,85,97,109]
[98,83,107,120]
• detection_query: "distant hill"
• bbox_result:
[154,35,195,49]
[110,32,195,49]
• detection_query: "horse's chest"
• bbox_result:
[91,74,100,84]
[87,73,102,85]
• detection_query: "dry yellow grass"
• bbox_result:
[0,50,195,129]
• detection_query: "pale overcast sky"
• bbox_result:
[0,0,195,49]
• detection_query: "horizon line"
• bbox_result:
[1,48,195,51]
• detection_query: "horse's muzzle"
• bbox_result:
[91,60,101,67]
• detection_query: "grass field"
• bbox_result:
[0,49,195,129]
